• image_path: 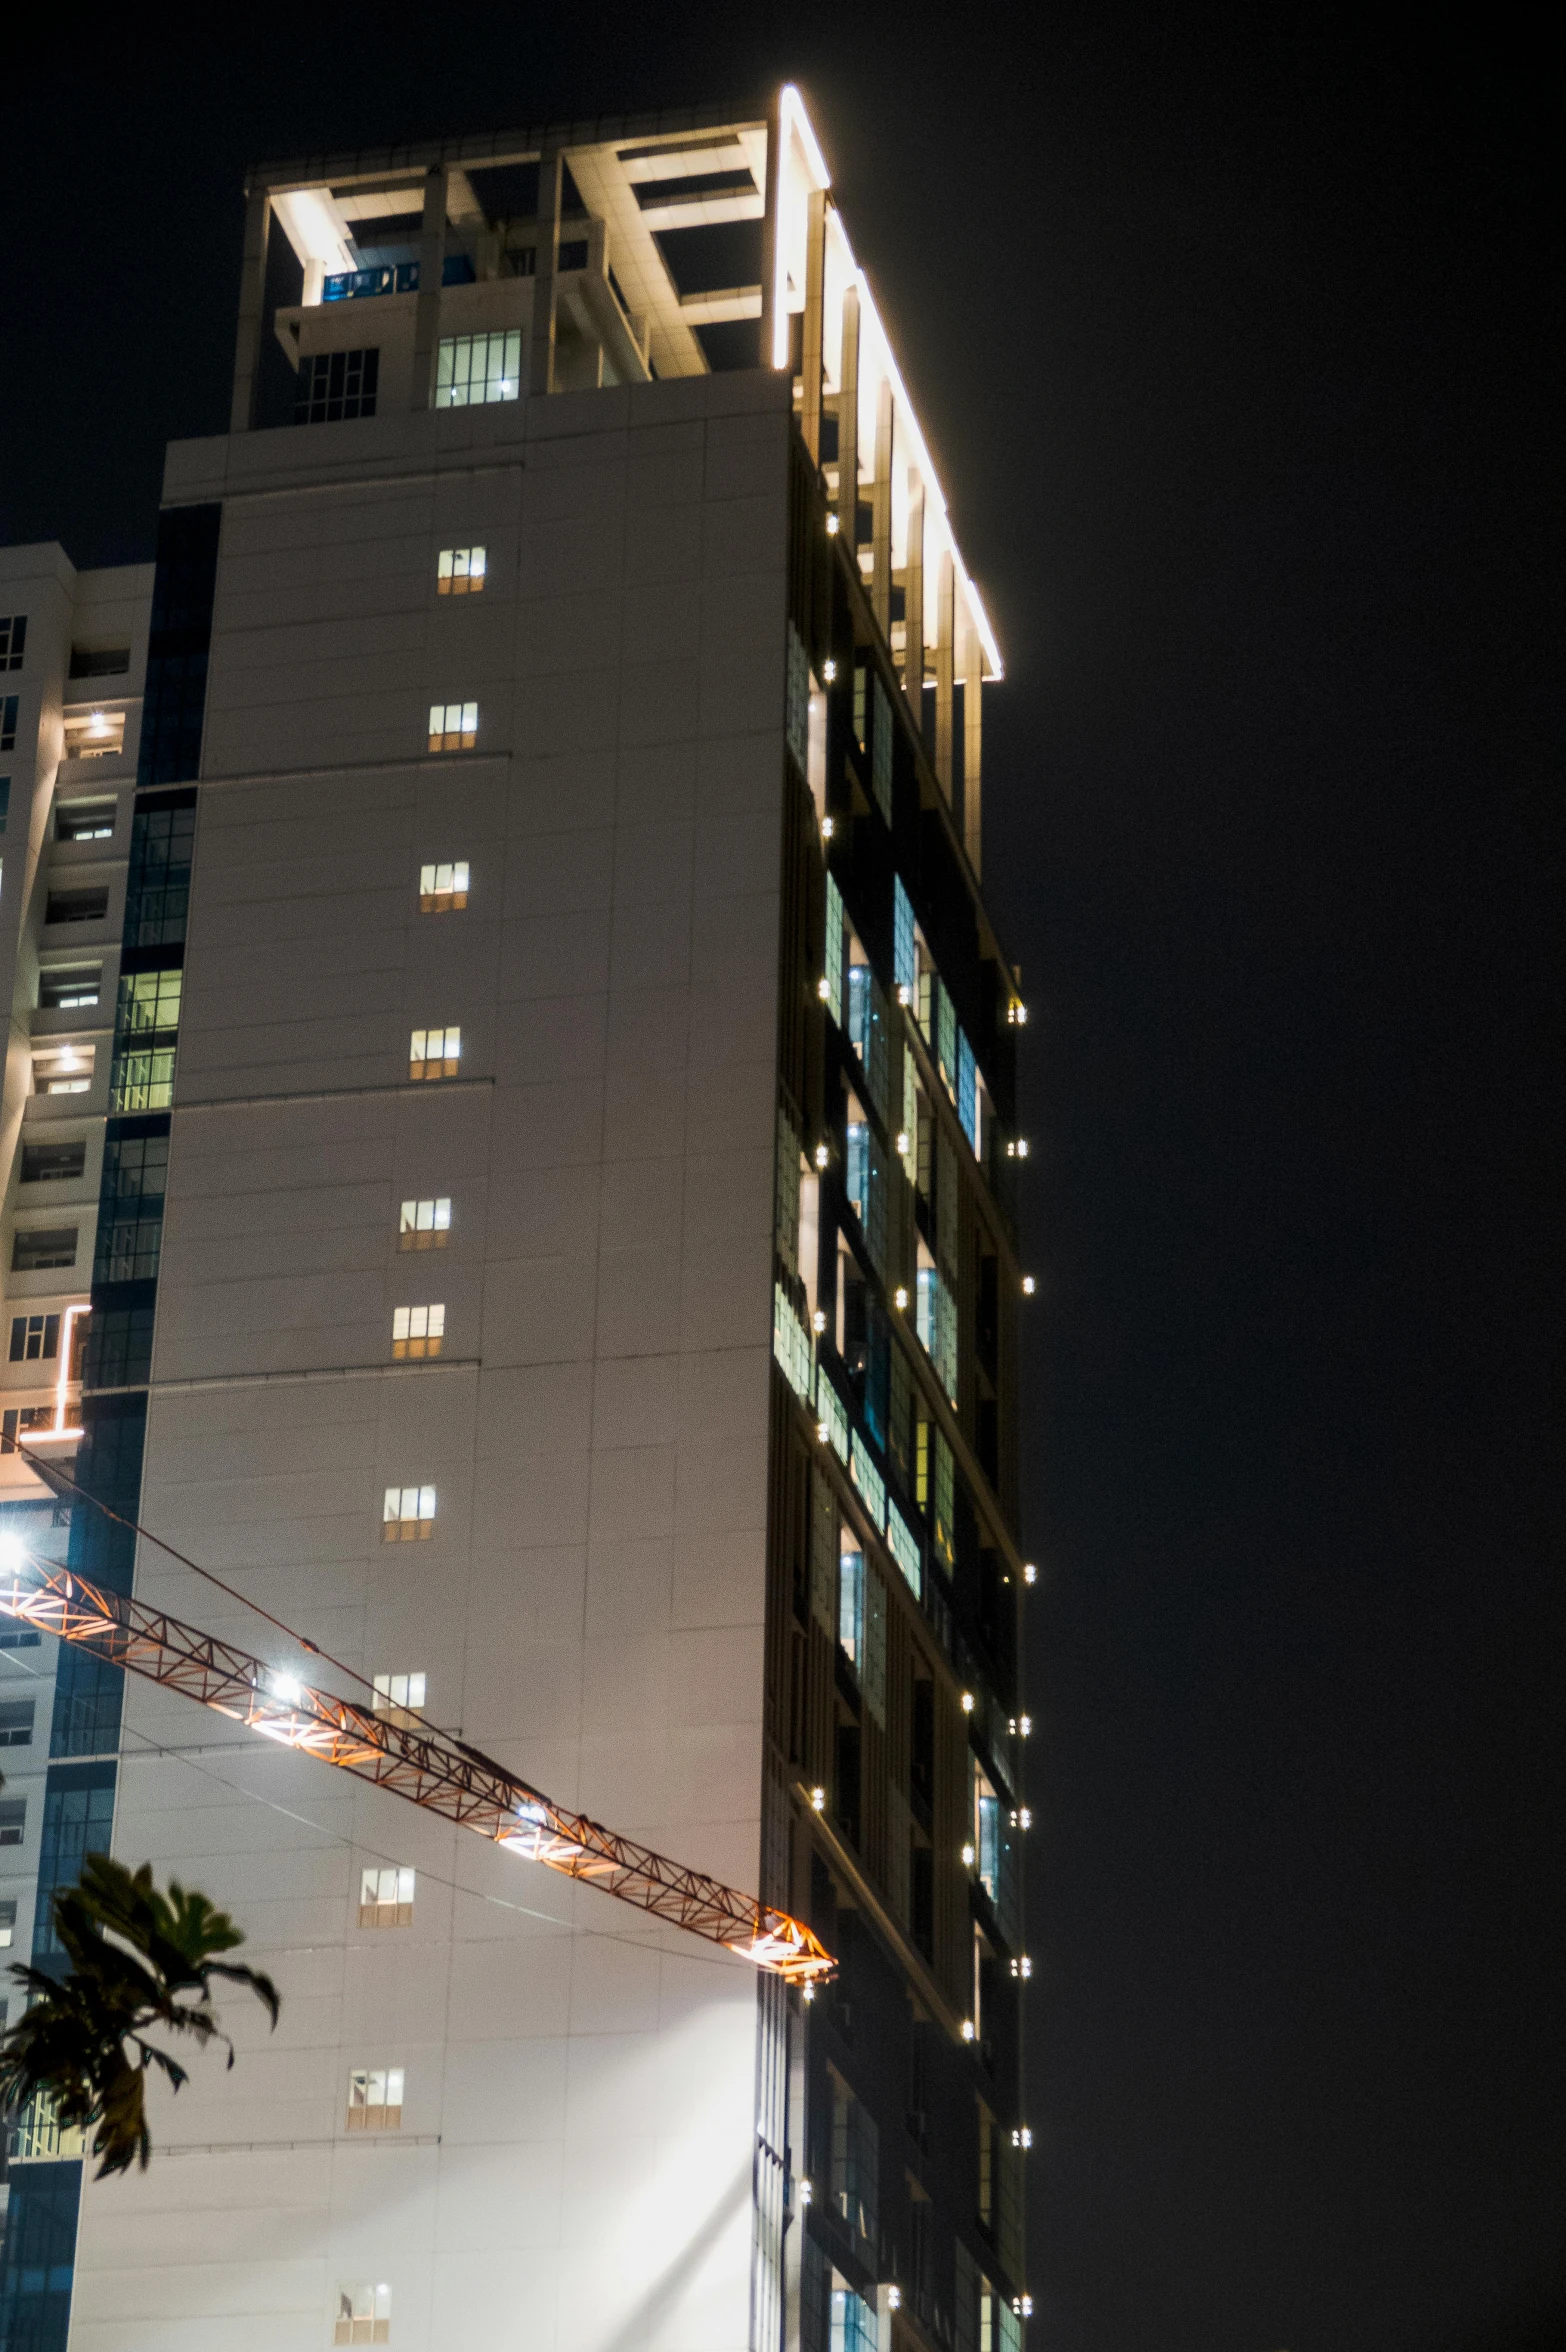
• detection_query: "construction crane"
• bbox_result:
[0,1542,833,1988]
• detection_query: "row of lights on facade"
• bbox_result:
[806,543,1034,2319]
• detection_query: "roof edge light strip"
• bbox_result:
[0,1548,836,1987]
[770,84,1004,681]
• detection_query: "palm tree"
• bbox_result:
[0,1852,280,2177]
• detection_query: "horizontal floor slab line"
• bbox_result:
[85,1357,480,1399]
[172,1075,495,1112]
[221,459,526,503]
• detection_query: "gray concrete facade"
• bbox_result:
[69,371,794,2350]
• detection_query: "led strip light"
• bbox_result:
[0,1546,834,1986]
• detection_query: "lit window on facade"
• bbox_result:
[334,2282,391,2345]
[399,1197,450,1249]
[335,2283,392,2344]
[837,1530,864,1669]
[436,546,485,595]
[427,701,477,753]
[33,1045,94,1096]
[435,332,521,407]
[61,709,125,760]
[391,1303,444,1360]
[345,2067,403,2131]
[381,1488,435,1542]
[358,1866,415,1929]
[419,861,469,911]
[373,1672,427,1715]
[408,1026,460,1080]
[55,798,115,842]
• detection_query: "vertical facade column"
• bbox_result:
[800,188,828,463]
[903,470,926,725]
[228,185,271,434]
[410,165,449,411]
[529,149,564,396]
[871,379,894,634]
[962,603,984,875]
[758,96,781,368]
[836,285,860,543]
[934,550,956,799]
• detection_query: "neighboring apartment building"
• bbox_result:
[0,90,1032,2352]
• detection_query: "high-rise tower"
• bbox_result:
[0,90,1031,2352]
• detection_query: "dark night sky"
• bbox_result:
[2,7,1559,2348]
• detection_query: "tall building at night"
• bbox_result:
[0,90,1031,2352]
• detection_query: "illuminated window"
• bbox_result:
[398,1197,450,1250]
[33,1045,94,1097]
[418,861,469,911]
[358,1866,415,1929]
[408,1026,460,1081]
[55,798,115,843]
[9,1314,60,1363]
[837,1532,864,1668]
[427,702,477,753]
[830,2286,879,2352]
[109,967,181,1114]
[61,710,125,760]
[119,968,181,1036]
[436,546,486,595]
[0,615,26,670]
[435,331,520,408]
[373,1672,427,1714]
[38,965,100,1011]
[334,2283,392,2345]
[381,1488,435,1542]
[972,1762,1001,1902]
[391,1303,444,1360]
[345,2068,403,2131]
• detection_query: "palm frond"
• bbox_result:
[0,1856,281,2178]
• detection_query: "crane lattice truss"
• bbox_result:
[0,1556,833,1986]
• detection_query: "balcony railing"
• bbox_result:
[322,254,477,302]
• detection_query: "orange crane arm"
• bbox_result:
[0,1553,833,1987]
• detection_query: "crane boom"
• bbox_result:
[0,1552,833,1986]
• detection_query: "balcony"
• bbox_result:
[323,253,475,302]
